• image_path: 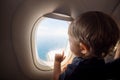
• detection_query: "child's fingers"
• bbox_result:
[63,56,66,60]
[62,51,64,56]
[61,51,66,60]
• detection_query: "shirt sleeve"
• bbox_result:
[59,57,83,80]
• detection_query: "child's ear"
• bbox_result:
[79,43,88,54]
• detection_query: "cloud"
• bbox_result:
[46,48,64,62]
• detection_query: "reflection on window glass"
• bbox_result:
[35,17,70,62]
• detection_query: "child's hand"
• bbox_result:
[55,51,66,63]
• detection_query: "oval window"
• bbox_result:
[33,17,71,70]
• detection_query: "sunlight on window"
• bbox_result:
[35,17,70,66]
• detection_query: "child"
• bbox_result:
[53,11,120,80]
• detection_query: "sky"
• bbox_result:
[35,17,70,62]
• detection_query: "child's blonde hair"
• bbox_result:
[68,11,120,57]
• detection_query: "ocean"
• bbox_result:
[36,36,68,61]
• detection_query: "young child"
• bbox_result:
[53,11,120,80]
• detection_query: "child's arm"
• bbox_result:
[53,52,65,80]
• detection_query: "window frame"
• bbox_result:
[31,14,73,71]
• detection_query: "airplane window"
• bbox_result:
[35,17,71,68]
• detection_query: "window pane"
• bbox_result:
[35,17,70,62]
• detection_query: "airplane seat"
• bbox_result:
[105,58,120,80]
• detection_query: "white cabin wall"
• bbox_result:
[70,0,120,19]
[0,0,29,80]
[0,0,61,80]
[113,2,120,28]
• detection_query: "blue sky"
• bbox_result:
[35,17,70,61]
[36,17,70,37]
